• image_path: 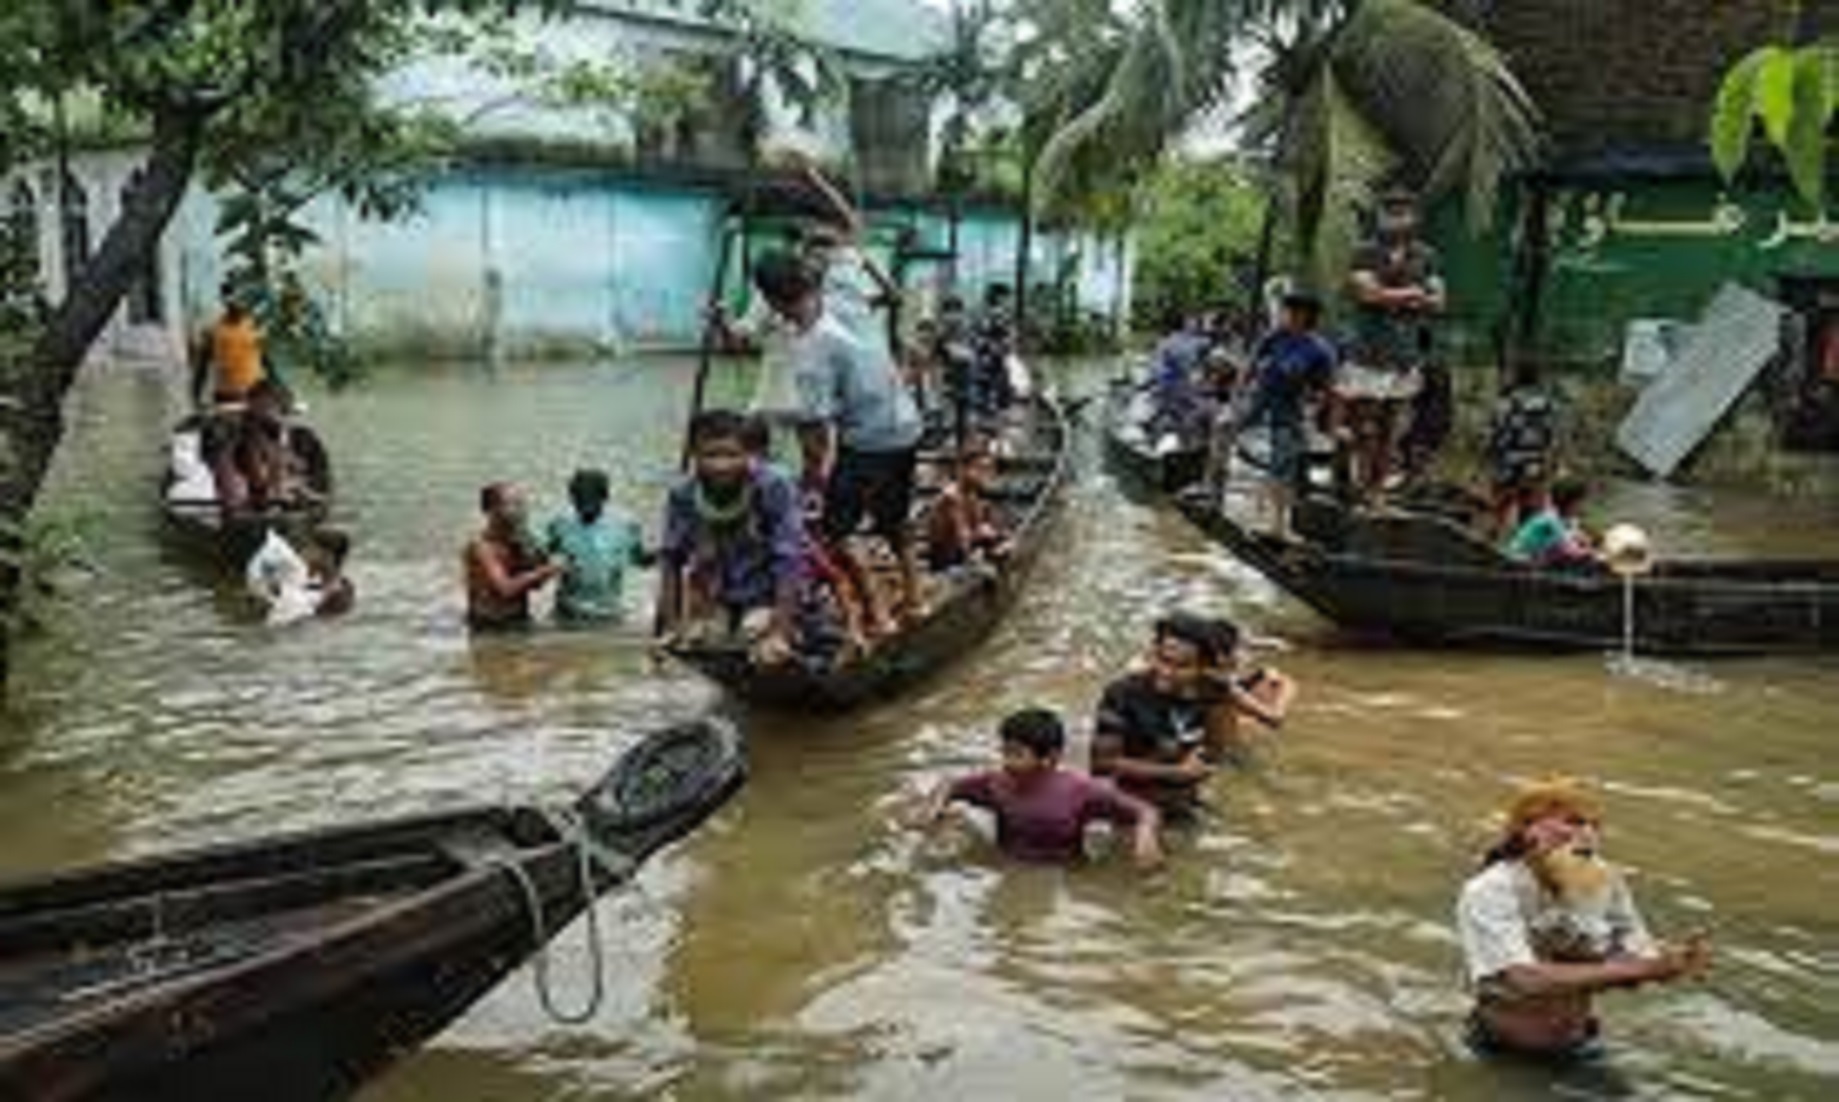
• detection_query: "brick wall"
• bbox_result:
[1446,0,1799,156]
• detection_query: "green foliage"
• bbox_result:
[1130,160,1266,328]
[0,511,96,638]
[1711,42,1838,209]
[1026,0,1540,272]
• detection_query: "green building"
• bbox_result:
[1435,0,1839,445]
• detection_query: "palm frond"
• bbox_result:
[1286,65,1395,283]
[1327,0,1540,230]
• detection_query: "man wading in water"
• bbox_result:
[1456,779,1711,1061]
[464,482,562,631]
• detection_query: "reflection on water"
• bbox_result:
[4,358,1837,1100]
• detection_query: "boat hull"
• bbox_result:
[672,395,1071,709]
[0,720,745,1101]
[1180,492,1839,655]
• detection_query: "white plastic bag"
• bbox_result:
[246,529,318,626]
[166,430,217,505]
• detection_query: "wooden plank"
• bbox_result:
[1615,283,1784,478]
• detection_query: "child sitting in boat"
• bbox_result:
[1507,477,1596,569]
[923,440,1011,573]
[919,707,1163,869]
[656,409,806,665]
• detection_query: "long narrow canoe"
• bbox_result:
[1178,489,1839,654]
[0,719,745,1102]
[1101,378,1207,500]
[160,417,335,570]
[671,393,1071,709]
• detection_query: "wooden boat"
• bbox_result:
[1101,378,1207,499]
[0,718,745,1102]
[670,393,1071,709]
[1178,488,1839,654]
[160,415,334,569]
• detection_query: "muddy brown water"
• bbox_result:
[3,358,1836,1100]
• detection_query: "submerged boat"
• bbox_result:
[670,393,1071,709]
[0,719,745,1101]
[160,414,334,569]
[1178,489,1839,654]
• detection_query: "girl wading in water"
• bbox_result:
[1456,780,1712,1061]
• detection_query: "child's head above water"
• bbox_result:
[999,707,1065,776]
[568,468,611,523]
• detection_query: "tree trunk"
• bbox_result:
[0,107,203,689]
[1013,155,1035,351]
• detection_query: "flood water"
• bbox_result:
[4,357,1838,1100]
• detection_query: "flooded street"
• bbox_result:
[4,358,1838,1100]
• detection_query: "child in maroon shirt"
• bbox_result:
[922,708,1163,868]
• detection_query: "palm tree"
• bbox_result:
[1031,0,1541,288]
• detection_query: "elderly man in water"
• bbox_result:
[464,482,562,631]
[1456,779,1711,1061]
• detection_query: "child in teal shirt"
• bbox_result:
[545,468,650,623]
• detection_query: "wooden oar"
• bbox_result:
[681,213,741,470]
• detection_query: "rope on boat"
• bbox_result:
[492,806,629,1026]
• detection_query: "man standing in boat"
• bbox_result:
[1342,187,1444,502]
[1457,779,1711,1061]
[190,281,268,409]
[752,249,926,630]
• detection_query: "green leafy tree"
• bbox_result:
[0,0,573,687]
[1131,159,1267,328]
[1711,41,1838,208]
[1026,0,1541,283]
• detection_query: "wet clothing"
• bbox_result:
[1094,672,1227,811]
[1457,859,1652,1062]
[1457,860,1655,986]
[791,312,923,455]
[1488,384,1560,490]
[545,510,644,622]
[661,464,805,615]
[1507,508,1590,567]
[946,769,1148,863]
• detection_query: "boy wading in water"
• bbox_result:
[921,708,1163,869]
[544,468,651,624]
[1456,779,1711,1061]
[1091,613,1293,818]
[752,249,926,635]
[655,410,806,666]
